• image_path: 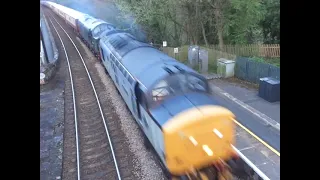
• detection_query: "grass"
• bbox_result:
[250,56,280,67]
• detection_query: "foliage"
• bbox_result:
[114,0,279,47]
[55,0,280,47]
[260,0,280,44]
[250,56,280,67]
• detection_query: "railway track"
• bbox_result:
[44,9,137,180]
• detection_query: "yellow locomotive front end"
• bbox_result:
[162,105,237,178]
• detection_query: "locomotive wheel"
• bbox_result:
[218,169,233,180]
[227,159,247,179]
[202,167,219,180]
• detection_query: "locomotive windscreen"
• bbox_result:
[151,73,209,102]
[92,24,115,38]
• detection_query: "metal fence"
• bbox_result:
[40,8,58,65]
[235,57,280,84]
[40,7,60,84]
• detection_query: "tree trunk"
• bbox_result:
[201,21,209,47]
[212,0,225,50]
[217,27,224,50]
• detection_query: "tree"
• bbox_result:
[260,0,280,44]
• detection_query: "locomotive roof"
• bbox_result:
[78,16,108,30]
[60,6,85,18]
[104,32,153,59]
[100,32,198,90]
[122,47,197,90]
[51,2,85,19]
[100,29,124,38]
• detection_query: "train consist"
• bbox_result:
[41,1,248,179]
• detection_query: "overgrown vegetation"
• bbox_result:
[250,57,280,67]
[114,0,280,47]
[54,0,279,48]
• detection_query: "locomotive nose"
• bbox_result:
[162,105,236,176]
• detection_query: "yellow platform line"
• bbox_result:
[232,118,280,157]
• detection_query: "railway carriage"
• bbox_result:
[59,7,84,32]
[41,1,115,58]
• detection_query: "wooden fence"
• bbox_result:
[209,44,280,58]
[157,43,280,58]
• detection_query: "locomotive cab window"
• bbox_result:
[151,80,170,102]
[92,26,100,38]
[93,24,110,38]
[185,74,208,92]
[150,73,209,104]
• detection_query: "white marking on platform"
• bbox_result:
[212,85,280,131]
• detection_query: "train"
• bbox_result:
[41,1,245,179]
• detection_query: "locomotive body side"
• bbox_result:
[99,34,138,110]
[99,33,168,166]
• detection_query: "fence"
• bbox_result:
[209,44,280,58]
[159,44,280,84]
[40,7,60,84]
[40,8,59,65]
[162,46,237,73]
[235,57,280,84]
[161,44,280,73]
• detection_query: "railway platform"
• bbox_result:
[234,122,280,180]
[209,77,280,125]
[207,77,280,180]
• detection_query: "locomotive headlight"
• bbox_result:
[202,145,213,156]
[189,136,198,146]
[213,128,223,139]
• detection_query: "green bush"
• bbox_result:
[250,56,280,67]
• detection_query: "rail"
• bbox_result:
[47,12,122,180]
